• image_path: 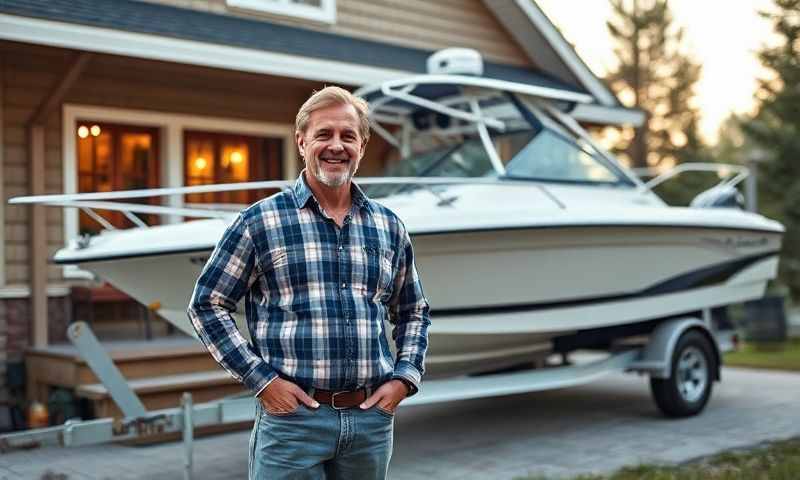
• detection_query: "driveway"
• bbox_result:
[1,367,798,479]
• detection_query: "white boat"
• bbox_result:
[11,51,783,379]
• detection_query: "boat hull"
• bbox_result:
[74,222,781,378]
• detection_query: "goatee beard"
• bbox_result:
[310,161,357,188]
[318,170,349,187]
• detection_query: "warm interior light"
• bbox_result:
[77,126,89,139]
[194,157,208,170]
[230,151,243,164]
[90,125,101,137]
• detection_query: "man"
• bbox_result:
[188,86,431,479]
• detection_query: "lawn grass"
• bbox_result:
[723,337,800,372]
[515,437,800,480]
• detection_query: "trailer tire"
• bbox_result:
[650,330,715,418]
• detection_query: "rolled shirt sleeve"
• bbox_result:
[187,213,277,395]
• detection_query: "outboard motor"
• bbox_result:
[690,185,745,209]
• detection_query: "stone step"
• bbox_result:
[25,336,220,405]
[76,370,246,419]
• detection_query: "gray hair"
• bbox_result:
[295,86,371,144]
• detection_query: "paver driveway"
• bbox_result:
[1,366,798,479]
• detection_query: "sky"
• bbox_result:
[535,0,779,144]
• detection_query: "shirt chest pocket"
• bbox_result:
[260,246,312,305]
[357,245,394,298]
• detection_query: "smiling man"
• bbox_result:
[188,86,431,480]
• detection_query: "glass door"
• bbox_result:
[76,121,160,234]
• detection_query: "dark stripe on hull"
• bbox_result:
[430,251,779,317]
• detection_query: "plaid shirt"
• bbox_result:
[188,173,430,396]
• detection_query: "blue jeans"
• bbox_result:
[249,399,394,479]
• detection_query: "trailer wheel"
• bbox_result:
[650,330,715,417]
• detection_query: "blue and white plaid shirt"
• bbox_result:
[188,173,430,397]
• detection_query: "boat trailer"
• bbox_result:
[0,314,733,479]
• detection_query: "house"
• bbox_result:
[0,0,642,415]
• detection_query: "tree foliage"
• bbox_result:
[741,0,800,301]
[604,0,704,170]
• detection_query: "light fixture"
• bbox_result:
[230,151,243,164]
[90,125,101,137]
[77,126,89,139]
[194,157,208,170]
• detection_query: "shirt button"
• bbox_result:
[338,245,343,251]
[341,282,347,289]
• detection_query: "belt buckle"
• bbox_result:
[330,391,349,410]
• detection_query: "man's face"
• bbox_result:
[296,102,366,189]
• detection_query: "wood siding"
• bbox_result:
[1,41,393,287]
[1,43,64,286]
[141,0,533,67]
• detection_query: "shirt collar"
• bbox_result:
[292,170,371,213]
[292,171,314,208]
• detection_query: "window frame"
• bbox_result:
[183,129,284,206]
[62,104,296,279]
[227,0,337,24]
[76,121,162,233]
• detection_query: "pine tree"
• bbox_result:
[604,0,704,170]
[741,0,800,300]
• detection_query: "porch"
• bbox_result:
[25,333,247,436]
[0,38,331,425]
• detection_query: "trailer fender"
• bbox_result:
[628,317,721,380]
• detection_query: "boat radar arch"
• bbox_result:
[426,48,484,76]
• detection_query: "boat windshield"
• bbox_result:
[369,128,632,197]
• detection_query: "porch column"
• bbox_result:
[26,52,92,347]
[0,53,5,286]
[27,127,47,347]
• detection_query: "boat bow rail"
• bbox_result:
[634,163,750,193]
[8,177,570,237]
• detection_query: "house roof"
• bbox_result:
[0,0,643,126]
[0,0,581,94]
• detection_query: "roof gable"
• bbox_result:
[0,0,581,94]
[483,0,619,106]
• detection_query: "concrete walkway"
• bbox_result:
[1,366,798,479]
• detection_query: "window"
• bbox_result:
[504,130,623,184]
[227,0,336,23]
[371,128,629,198]
[184,130,284,206]
[76,121,160,233]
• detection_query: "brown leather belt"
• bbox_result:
[313,388,368,409]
